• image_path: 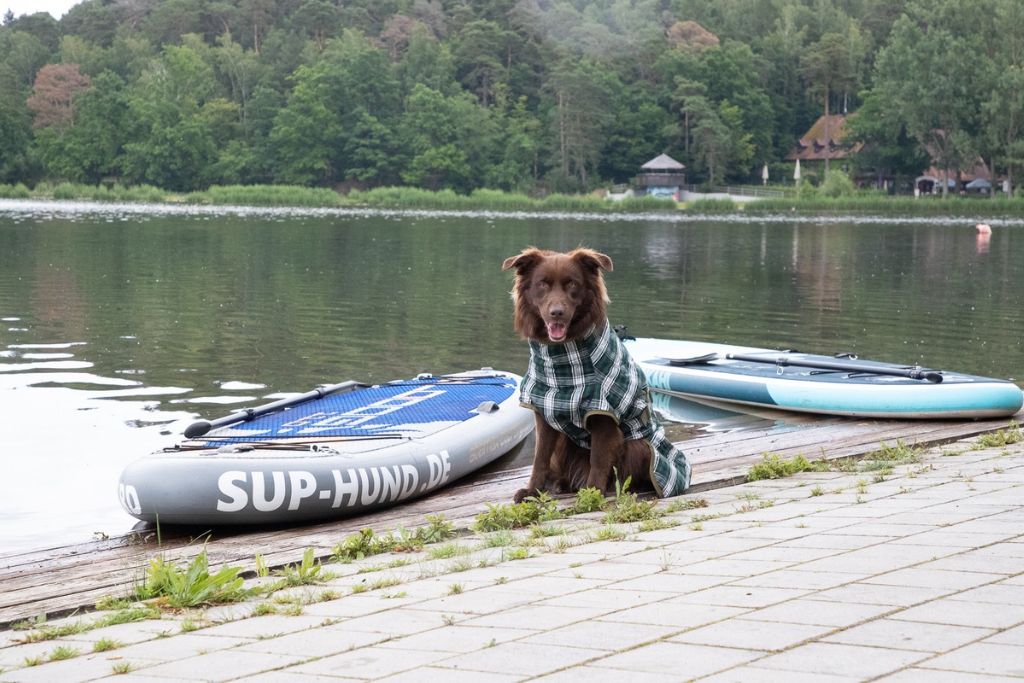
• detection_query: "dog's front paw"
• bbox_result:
[513,487,537,504]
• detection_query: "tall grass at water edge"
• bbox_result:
[186,184,345,207]
[4,181,1024,216]
[0,181,165,203]
[746,193,1024,216]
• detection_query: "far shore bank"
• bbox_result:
[2,181,1023,218]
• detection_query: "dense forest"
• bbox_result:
[1,0,1021,195]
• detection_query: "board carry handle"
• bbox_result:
[183,380,369,439]
[668,352,944,383]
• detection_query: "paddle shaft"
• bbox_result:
[183,380,368,439]
[722,352,944,383]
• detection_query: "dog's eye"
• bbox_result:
[564,280,580,295]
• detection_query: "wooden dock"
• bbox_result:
[1,412,1020,628]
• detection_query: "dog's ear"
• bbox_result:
[570,248,613,273]
[502,247,546,273]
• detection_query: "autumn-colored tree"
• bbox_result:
[666,21,719,53]
[26,63,91,129]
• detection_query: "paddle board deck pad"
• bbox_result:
[118,370,533,525]
[625,338,1023,420]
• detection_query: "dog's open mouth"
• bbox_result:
[546,321,568,342]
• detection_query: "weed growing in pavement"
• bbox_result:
[604,476,659,524]
[251,603,277,616]
[473,493,563,532]
[571,487,607,513]
[973,422,1023,450]
[15,605,160,645]
[428,542,471,560]
[278,548,328,586]
[810,486,824,497]
[503,547,530,560]
[92,638,122,653]
[133,550,248,608]
[592,526,627,541]
[332,514,458,561]
[254,553,270,578]
[664,498,709,513]
[110,661,134,675]
[747,453,814,481]
[47,645,79,661]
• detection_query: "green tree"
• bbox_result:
[396,25,458,96]
[35,71,129,183]
[269,62,341,185]
[0,63,32,182]
[872,4,989,196]
[452,20,508,107]
[981,0,1024,195]
[122,41,222,190]
[485,91,540,191]
[800,26,868,173]
[846,88,929,191]
[399,84,493,191]
[0,30,50,87]
[685,96,752,186]
[544,56,617,189]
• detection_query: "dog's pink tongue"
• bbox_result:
[547,321,567,342]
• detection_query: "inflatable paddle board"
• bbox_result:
[118,370,533,525]
[625,337,1023,419]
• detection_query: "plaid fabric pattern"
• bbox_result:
[520,321,691,497]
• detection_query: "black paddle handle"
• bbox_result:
[727,353,944,383]
[183,380,368,439]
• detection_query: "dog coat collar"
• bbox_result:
[520,320,690,497]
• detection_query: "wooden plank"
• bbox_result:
[1,411,1019,627]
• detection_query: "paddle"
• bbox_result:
[183,380,369,439]
[668,352,944,383]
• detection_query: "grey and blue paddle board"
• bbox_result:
[118,370,533,525]
[626,338,1023,420]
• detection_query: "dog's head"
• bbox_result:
[502,247,613,343]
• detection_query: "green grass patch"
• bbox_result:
[570,487,607,514]
[473,493,563,532]
[277,548,327,586]
[92,638,123,653]
[973,421,1023,449]
[747,453,814,481]
[48,645,79,661]
[332,514,457,561]
[134,550,248,608]
[603,476,659,524]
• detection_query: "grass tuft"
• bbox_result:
[747,453,814,481]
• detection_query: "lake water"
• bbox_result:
[1,200,1021,553]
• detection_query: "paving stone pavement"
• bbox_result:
[2,434,1023,681]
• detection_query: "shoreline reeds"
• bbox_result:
[3,181,1024,216]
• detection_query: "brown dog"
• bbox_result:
[502,247,691,503]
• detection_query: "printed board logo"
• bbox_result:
[118,482,142,515]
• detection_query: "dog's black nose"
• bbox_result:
[550,306,565,318]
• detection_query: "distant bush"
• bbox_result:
[819,170,856,198]
[0,183,31,198]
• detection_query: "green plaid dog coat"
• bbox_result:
[520,321,691,497]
